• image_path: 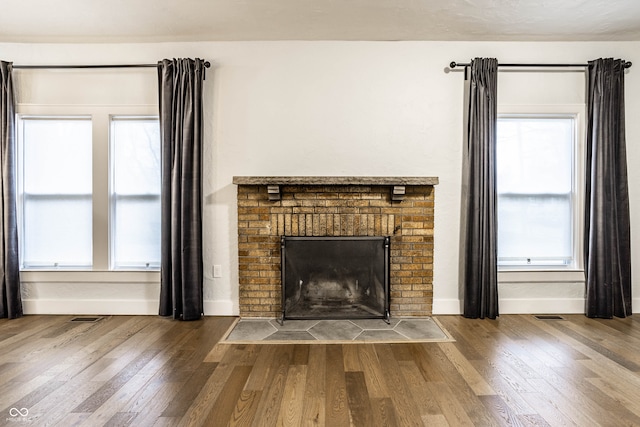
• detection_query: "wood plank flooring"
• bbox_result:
[1,314,639,426]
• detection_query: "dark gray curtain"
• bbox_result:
[0,61,22,319]
[158,58,206,321]
[462,58,499,319]
[584,58,632,318]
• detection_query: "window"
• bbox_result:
[496,114,578,268]
[18,117,93,268]
[17,112,160,271]
[110,117,161,269]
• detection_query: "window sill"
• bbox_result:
[20,270,160,283]
[498,269,584,283]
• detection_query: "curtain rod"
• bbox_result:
[12,61,211,70]
[449,61,632,69]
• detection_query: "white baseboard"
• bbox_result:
[23,298,237,316]
[22,297,639,316]
[23,299,160,315]
[432,299,462,315]
[498,298,585,314]
[500,297,640,314]
[203,300,237,316]
[433,297,586,315]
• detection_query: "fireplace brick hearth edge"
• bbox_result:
[233,176,438,318]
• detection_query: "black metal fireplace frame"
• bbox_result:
[280,236,391,323]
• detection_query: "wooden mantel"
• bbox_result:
[232,176,439,201]
[232,176,439,186]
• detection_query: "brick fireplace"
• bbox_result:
[232,176,438,318]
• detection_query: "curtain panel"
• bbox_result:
[0,61,22,319]
[584,58,632,318]
[461,58,499,319]
[158,58,206,321]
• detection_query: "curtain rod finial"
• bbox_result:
[449,61,458,69]
[624,61,632,69]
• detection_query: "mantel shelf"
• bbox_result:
[232,176,439,186]
[233,176,438,201]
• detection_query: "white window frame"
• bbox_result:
[496,104,585,284]
[15,104,161,283]
[17,114,93,269]
[109,115,161,270]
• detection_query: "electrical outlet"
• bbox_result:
[213,265,222,278]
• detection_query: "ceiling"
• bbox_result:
[2,0,640,43]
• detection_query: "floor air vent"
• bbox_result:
[534,315,565,320]
[70,316,104,322]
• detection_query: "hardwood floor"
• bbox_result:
[1,314,639,426]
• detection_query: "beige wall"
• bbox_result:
[2,41,639,315]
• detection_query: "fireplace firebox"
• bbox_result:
[281,236,390,322]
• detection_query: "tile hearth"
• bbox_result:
[222,318,452,343]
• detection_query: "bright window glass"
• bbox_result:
[19,117,93,268]
[110,117,161,269]
[497,116,575,267]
